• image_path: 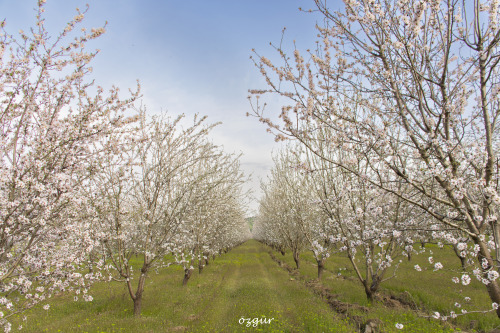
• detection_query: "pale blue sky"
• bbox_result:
[0,0,335,215]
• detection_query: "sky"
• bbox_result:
[0,0,333,215]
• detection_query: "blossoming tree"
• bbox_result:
[250,0,500,317]
[0,2,138,331]
[90,110,249,315]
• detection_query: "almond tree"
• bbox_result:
[323,153,416,301]
[175,149,247,285]
[260,143,415,296]
[285,146,337,280]
[303,126,423,292]
[90,111,224,316]
[194,164,248,272]
[257,149,313,269]
[250,0,500,317]
[207,198,251,255]
[0,2,139,331]
[90,110,249,315]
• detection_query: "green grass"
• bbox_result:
[11,241,500,332]
[12,240,355,332]
[271,244,500,332]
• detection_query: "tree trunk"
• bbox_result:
[476,239,500,318]
[280,249,286,256]
[363,276,382,302]
[317,259,325,280]
[183,268,193,286]
[125,263,148,317]
[364,285,374,302]
[87,252,95,273]
[452,244,467,270]
[132,273,147,316]
[198,260,204,274]
[293,250,300,269]
[133,293,142,316]
[491,220,500,263]
[484,279,500,318]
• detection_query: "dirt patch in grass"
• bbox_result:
[375,292,420,311]
[269,250,379,332]
[304,279,373,331]
[305,280,368,313]
[267,248,468,333]
[269,251,301,279]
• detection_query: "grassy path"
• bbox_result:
[189,240,354,332]
[15,240,354,332]
[15,240,490,332]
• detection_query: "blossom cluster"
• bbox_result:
[250,0,500,320]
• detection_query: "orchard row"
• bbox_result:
[0,2,249,332]
[250,0,500,322]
